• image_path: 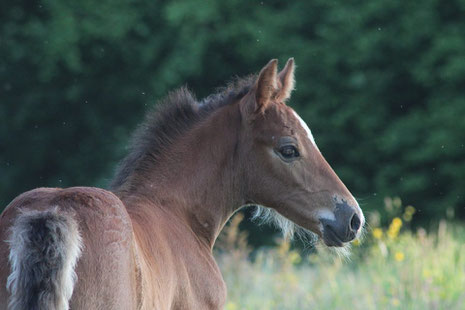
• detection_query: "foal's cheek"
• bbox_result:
[264,148,287,174]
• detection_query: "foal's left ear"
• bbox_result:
[276,58,295,102]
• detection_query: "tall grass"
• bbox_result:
[216,210,465,309]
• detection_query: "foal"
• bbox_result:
[0,59,364,309]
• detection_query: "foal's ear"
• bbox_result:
[276,58,295,102]
[254,59,279,111]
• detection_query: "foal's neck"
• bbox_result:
[117,103,243,249]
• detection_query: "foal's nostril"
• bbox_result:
[350,213,361,231]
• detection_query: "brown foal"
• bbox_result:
[0,58,364,310]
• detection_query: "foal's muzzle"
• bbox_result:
[320,201,362,247]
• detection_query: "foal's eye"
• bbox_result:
[279,145,300,160]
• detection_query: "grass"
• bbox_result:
[216,212,465,309]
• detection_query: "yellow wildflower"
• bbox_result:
[289,251,301,264]
[403,205,415,222]
[392,298,400,306]
[352,239,361,246]
[392,217,402,228]
[422,268,431,278]
[403,213,412,222]
[394,251,405,262]
[226,302,237,310]
[388,217,402,239]
[373,228,383,239]
[405,205,416,215]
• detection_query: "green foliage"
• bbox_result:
[217,216,465,309]
[1,0,464,223]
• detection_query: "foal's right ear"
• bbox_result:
[255,59,278,110]
[241,59,278,118]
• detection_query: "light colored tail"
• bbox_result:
[6,208,82,310]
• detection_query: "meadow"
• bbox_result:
[216,201,465,310]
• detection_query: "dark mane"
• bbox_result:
[110,75,256,190]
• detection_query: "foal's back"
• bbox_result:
[0,187,138,310]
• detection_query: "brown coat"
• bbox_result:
[0,59,364,309]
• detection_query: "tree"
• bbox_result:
[1,0,464,227]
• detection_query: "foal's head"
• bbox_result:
[238,59,364,248]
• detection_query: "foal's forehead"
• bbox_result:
[290,109,316,146]
[275,105,317,147]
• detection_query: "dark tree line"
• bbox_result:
[1,0,464,229]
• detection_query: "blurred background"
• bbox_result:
[1,1,465,307]
[2,0,464,229]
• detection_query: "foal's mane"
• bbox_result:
[110,75,255,190]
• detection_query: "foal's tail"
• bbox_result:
[6,208,82,310]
